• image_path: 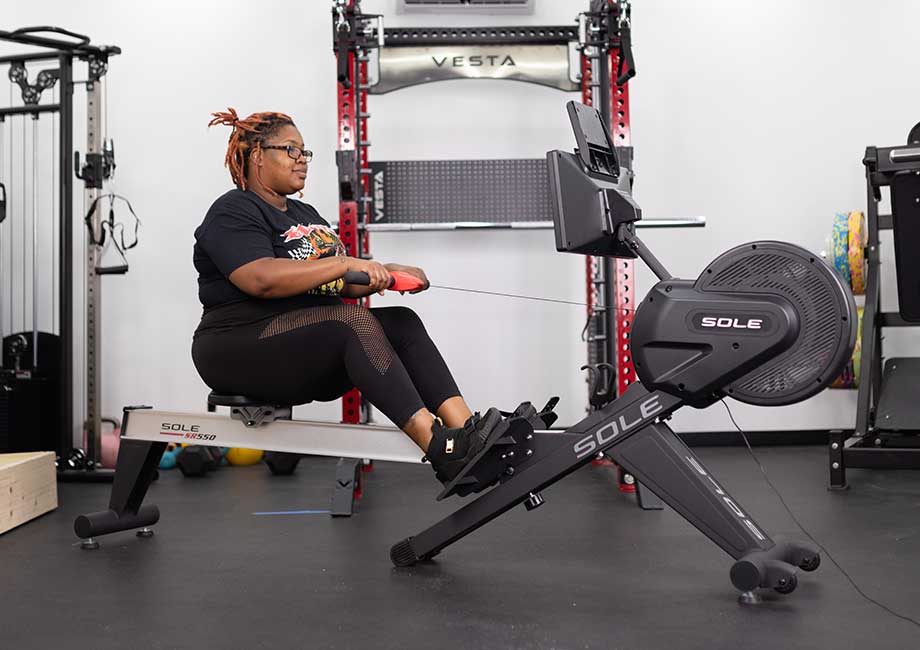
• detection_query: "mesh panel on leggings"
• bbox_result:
[258,304,393,374]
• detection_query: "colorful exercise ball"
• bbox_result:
[225,448,264,466]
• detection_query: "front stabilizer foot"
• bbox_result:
[731,540,820,595]
[391,537,419,567]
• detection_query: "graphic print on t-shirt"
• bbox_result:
[281,223,347,295]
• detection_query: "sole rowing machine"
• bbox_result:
[75,101,855,601]
[388,102,855,598]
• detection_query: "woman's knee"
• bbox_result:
[373,306,425,335]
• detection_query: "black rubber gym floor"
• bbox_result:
[2,445,919,650]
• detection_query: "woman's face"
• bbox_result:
[255,124,309,196]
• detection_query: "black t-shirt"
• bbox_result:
[193,189,345,335]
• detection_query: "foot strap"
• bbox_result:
[436,406,540,501]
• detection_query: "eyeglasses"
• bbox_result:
[263,144,313,162]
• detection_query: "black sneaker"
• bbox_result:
[424,408,504,486]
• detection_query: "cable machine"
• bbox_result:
[0,27,122,480]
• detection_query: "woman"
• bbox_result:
[192,108,501,487]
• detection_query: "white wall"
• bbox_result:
[1,0,919,443]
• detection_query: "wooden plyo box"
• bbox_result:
[0,452,58,535]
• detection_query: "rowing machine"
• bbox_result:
[387,102,856,598]
[75,102,855,599]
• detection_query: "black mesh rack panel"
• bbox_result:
[368,158,553,225]
[382,26,578,46]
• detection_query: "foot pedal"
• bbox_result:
[536,397,559,428]
[501,398,559,429]
[436,416,537,501]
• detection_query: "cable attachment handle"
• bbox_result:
[614,0,636,85]
[334,0,353,89]
[84,192,141,275]
[343,270,426,293]
[581,362,617,409]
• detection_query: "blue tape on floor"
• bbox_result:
[252,509,331,516]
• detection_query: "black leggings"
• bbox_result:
[192,305,460,428]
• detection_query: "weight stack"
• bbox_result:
[0,332,63,455]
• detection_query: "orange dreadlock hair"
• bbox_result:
[208,107,295,193]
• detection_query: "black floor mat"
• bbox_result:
[1,446,919,650]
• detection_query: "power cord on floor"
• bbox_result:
[720,399,920,629]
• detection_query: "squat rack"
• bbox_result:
[331,0,703,424]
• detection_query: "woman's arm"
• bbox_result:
[229,256,347,299]
[339,283,376,299]
[229,256,391,299]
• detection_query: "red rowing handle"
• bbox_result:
[343,270,425,292]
